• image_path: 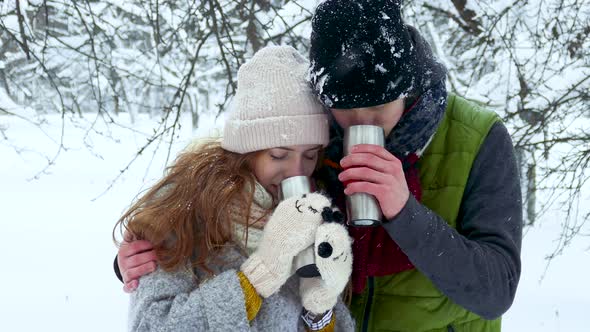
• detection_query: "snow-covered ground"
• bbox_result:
[1,113,588,331]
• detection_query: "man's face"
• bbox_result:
[330,98,405,136]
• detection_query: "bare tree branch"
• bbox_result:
[14,0,31,59]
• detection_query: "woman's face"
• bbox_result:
[250,144,322,199]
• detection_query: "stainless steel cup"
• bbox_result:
[278,176,320,278]
[343,125,385,227]
[278,175,312,201]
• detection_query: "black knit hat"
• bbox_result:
[309,0,446,109]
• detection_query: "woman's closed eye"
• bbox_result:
[270,153,288,160]
[303,152,318,161]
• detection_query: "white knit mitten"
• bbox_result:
[241,192,332,298]
[300,222,353,315]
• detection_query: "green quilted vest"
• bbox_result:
[350,94,501,332]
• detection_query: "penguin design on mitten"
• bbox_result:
[300,207,353,315]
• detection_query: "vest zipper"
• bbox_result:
[447,325,456,332]
[361,277,374,332]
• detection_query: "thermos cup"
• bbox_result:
[343,125,385,227]
[279,176,320,278]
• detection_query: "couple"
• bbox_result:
[114,1,522,331]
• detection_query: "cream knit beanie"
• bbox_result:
[222,46,329,153]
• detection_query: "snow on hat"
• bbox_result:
[309,0,446,109]
[222,46,329,154]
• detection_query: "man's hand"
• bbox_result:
[338,144,409,220]
[118,231,158,293]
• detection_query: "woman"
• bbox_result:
[114,46,355,331]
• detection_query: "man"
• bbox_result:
[309,0,522,331]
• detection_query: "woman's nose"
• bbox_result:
[284,156,306,178]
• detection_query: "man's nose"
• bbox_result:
[349,109,373,126]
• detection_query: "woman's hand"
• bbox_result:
[241,193,332,298]
[300,221,353,315]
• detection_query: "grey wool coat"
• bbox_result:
[128,245,356,332]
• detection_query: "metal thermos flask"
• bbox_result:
[343,125,385,227]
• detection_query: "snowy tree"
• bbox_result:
[1,0,314,166]
[1,0,588,253]
[404,0,589,256]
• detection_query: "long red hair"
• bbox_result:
[113,140,265,274]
